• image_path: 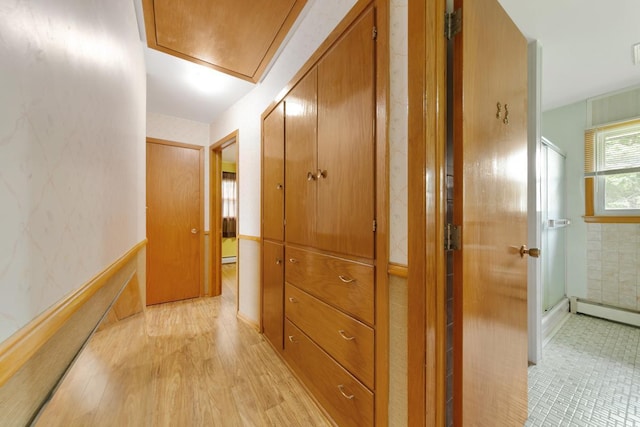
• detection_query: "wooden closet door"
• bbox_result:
[263,103,285,241]
[262,241,284,350]
[285,69,317,248]
[316,8,375,259]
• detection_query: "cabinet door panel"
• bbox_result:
[317,8,375,259]
[263,103,285,241]
[285,69,317,247]
[263,241,284,350]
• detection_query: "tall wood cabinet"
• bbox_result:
[262,6,380,426]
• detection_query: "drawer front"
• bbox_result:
[285,246,374,325]
[284,320,374,427]
[285,283,374,389]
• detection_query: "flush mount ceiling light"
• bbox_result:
[634,42,640,65]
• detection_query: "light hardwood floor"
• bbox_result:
[35,264,332,426]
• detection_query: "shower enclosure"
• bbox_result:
[540,137,570,341]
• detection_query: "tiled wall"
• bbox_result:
[586,223,640,310]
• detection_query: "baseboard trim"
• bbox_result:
[236,311,260,331]
[573,297,640,328]
[0,240,147,387]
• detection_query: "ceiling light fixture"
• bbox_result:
[634,43,640,65]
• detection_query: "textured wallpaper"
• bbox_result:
[389,0,409,265]
[0,0,146,343]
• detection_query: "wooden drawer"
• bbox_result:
[284,320,374,427]
[284,246,374,325]
[285,283,374,389]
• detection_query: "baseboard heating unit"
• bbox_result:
[571,297,640,328]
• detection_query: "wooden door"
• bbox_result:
[452,0,529,425]
[147,141,202,305]
[263,103,285,241]
[317,8,375,259]
[285,69,317,248]
[262,241,284,350]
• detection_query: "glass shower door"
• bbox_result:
[541,138,568,312]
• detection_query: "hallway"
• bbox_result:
[35,265,330,426]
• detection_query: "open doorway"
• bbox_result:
[210,131,238,304]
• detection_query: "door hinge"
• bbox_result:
[445,9,462,40]
[373,219,377,232]
[372,26,378,40]
[445,223,461,251]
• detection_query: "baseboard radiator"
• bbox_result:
[571,297,640,328]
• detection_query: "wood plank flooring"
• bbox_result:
[35,264,332,426]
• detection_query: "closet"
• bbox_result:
[261,5,380,426]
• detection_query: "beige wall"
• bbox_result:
[0,0,146,343]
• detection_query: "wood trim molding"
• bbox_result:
[146,137,204,151]
[583,216,640,223]
[408,0,447,425]
[238,234,261,242]
[0,240,147,388]
[388,263,408,278]
[374,1,390,425]
[210,130,239,297]
[236,311,260,331]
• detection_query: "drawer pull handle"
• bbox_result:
[288,335,298,343]
[338,275,356,283]
[289,258,298,264]
[288,297,297,303]
[337,384,354,400]
[338,330,355,341]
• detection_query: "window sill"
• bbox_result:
[583,216,640,223]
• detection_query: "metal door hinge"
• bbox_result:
[445,9,461,40]
[373,219,377,232]
[445,223,461,251]
[372,26,378,40]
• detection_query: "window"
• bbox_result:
[222,171,237,237]
[584,119,640,220]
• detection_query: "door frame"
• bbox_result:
[209,130,239,298]
[146,137,205,299]
[407,0,447,425]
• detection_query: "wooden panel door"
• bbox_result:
[262,241,284,350]
[317,8,375,259]
[452,0,529,425]
[285,69,317,248]
[147,141,202,305]
[263,103,285,242]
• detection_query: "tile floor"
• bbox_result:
[527,314,640,426]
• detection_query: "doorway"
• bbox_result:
[146,138,204,305]
[210,131,238,300]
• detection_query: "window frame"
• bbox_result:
[584,118,640,223]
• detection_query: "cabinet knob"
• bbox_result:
[289,258,298,264]
[276,183,283,190]
[275,258,282,265]
[288,297,297,303]
[317,169,327,179]
[307,171,317,181]
[190,228,198,234]
[288,335,298,343]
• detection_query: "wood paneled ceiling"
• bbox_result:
[142,0,308,83]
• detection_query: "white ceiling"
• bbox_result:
[498,0,640,111]
[135,0,640,125]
